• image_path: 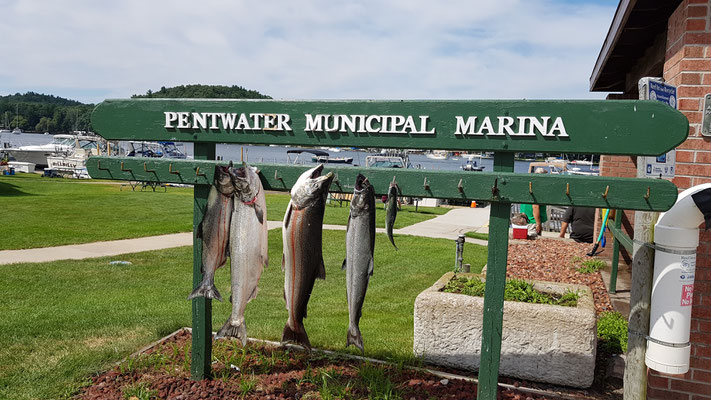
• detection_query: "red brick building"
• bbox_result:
[591,0,711,398]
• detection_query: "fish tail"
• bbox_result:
[187,279,223,302]
[281,323,311,350]
[387,229,398,250]
[215,319,248,346]
[346,324,364,353]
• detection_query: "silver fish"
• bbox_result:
[215,164,268,344]
[281,164,334,349]
[343,174,376,353]
[188,164,234,302]
[385,181,399,250]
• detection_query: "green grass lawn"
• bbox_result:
[0,230,487,400]
[266,192,451,229]
[0,175,194,250]
[1,175,449,250]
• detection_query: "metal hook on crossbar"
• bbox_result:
[644,186,650,200]
[169,163,180,175]
[120,161,132,172]
[602,185,610,199]
[423,177,430,190]
[195,166,206,177]
[392,176,396,184]
[143,163,155,173]
[529,181,533,194]
[274,169,282,181]
[491,178,499,197]
[98,160,109,171]
[566,183,570,197]
[458,179,464,193]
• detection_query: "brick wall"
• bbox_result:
[644,0,711,398]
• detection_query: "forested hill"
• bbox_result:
[0,92,93,133]
[132,84,271,99]
[1,85,270,134]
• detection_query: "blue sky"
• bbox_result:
[0,0,619,104]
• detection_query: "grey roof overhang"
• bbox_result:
[590,0,682,92]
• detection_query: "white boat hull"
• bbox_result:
[3,149,55,167]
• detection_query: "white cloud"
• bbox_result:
[0,0,616,103]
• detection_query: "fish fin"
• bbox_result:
[388,233,398,250]
[284,202,293,230]
[253,204,264,224]
[215,319,248,346]
[282,323,311,350]
[317,258,326,280]
[247,286,259,302]
[196,222,203,239]
[262,254,269,268]
[346,325,364,354]
[187,279,223,302]
[341,259,347,271]
[368,257,374,277]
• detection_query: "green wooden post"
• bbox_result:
[609,209,622,294]
[191,142,215,380]
[477,152,514,400]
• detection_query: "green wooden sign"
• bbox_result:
[87,96,689,400]
[86,157,678,211]
[91,99,688,155]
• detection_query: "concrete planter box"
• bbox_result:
[414,272,597,388]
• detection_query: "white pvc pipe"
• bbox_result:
[646,183,711,374]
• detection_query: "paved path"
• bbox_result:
[1,207,492,265]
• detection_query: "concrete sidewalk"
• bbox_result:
[0,233,193,265]
[0,217,413,265]
[396,207,490,245]
[0,207,573,265]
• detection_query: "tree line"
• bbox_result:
[0,85,271,134]
[132,84,271,100]
[0,92,93,133]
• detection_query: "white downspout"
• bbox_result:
[646,183,711,374]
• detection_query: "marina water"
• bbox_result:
[3,132,598,174]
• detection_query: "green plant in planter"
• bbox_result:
[577,258,607,274]
[443,276,579,307]
[597,311,628,353]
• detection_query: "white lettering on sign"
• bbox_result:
[303,114,435,135]
[165,112,293,132]
[454,116,568,137]
[163,111,568,138]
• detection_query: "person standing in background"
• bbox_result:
[520,167,548,239]
[559,206,595,243]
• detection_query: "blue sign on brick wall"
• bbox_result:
[648,80,677,109]
[644,79,677,178]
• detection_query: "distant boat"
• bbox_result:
[11,127,22,135]
[365,150,411,169]
[425,150,449,160]
[461,155,485,172]
[4,134,103,167]
[286,148,352,165]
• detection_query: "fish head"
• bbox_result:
[291,164,334,208]
[214,163,235,195]
[229,164,261,202]
[351,174,375,215]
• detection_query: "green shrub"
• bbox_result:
[443,276,579,307]
[577,258,607,274]
[597,311,628,354]
[122,381,157,400]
